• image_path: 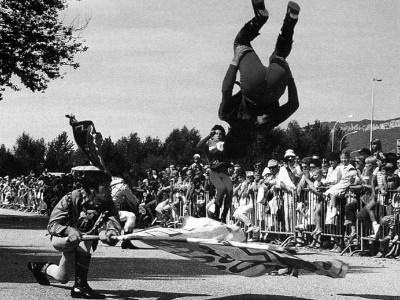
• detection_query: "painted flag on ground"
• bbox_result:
[117,217,348,278]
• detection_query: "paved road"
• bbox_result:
[1,208,400,300]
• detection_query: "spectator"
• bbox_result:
[324,150,357,220]
[283,149,302,184]
[262,159,281,238]
[233,171,257,236]
[345,155,370,243]
[321,152,341,187]
[324,150,357,252]
[189,154,204,173]
[357,156,381,238]
[371,139,386,161]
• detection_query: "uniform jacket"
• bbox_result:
[48,188,121,237]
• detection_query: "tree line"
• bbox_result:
[0,120,347,177]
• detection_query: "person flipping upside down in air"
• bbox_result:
[220,0,300,159]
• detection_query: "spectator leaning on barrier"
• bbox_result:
[233,170,259,239]
[283,149,302,184]
[324,150,357,220]
[28,171,121,299]
[321,152,341,187]
[344,155,370,243]
[356,156,381,238]
[263,159,281,235]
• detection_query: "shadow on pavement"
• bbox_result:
[0,211,49,230]
[52,284,209,300]
[0,246,223,284]
[338,294,400,300]
[210,295,312,300]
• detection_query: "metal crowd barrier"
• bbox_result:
[244,186,400,256]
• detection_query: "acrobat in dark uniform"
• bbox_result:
[220,0,300,159]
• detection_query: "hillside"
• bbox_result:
[320,117,400,154]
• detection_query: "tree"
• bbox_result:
[13,132,46,175]
[164,126,201,167]
[242,128,286,169]
[0,144,21,177]
[0,0,88,100]
[284,121,306,157]
[101,137,128,176]
[70,148,89,168]
[45,131,74,172]
[115,133,143,171]
[303,120,332,157]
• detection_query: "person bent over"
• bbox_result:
[220,0,300,159]
[28,171,121,299]
[111,176,139,249]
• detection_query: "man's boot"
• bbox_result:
[27,262,53,286]
[233,0,269,49]
[71,251,105,299]
[252,0,269,21]
[121,239,139,249]
[274,1,300,59]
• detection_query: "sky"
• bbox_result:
[1,0,399,149]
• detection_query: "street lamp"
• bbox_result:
[339,130,359,151]
[370,78,382,149]
[331,115,354,152]
[331,121,339,152]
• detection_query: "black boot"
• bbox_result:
[234,17,267,49]
[251,0,269,21]
[27,262,53,286]
[121,239,139,250]
[273,2,300,59]
[71,251,105,299]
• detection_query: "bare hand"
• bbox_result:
[232,45,253,66]
[64,227,82,243]
[99,231,118,245]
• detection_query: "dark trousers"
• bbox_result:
[233,17,295,105]
[209,169,233,221]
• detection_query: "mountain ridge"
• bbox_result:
[319,117,400,154]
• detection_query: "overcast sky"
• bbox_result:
[1,0,399,149]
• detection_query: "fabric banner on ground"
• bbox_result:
[117,217,348,278]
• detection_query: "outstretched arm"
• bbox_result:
[272,77,299,126]
[219,45,253,122]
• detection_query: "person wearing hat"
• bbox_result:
[197,124,233,223]
[28,171,121,299]
[283,149,302,184]
[219,0,300,160]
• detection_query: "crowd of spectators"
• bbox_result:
[1,138,400,259]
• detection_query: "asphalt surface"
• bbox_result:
[1,208,400,300]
